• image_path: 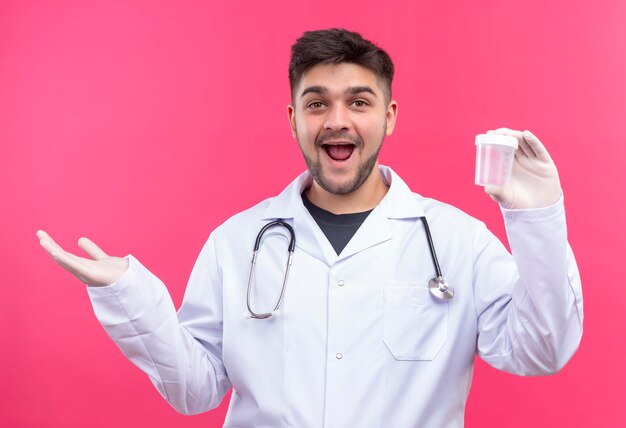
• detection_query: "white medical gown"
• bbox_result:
[87,166,583,428]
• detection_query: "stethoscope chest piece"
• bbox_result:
[428,276,454,301]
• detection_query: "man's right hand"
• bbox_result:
[36,230,129,287]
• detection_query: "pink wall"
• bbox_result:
[2,0,625,426]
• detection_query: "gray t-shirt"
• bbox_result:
[301,192,373,255]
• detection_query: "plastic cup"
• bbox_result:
[474,134,518,187]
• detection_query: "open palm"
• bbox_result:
[36,230,128,286]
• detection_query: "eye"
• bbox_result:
[307,101,326,110]
[351,99,369,108]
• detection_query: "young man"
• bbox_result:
[38,29,583,427]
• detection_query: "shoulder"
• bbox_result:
[417,194,483,226]
[213,197,275,237]
[410,193,489,249]
[383,166,484,230]
[193,197,278,263]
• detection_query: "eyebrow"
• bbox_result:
[300,85,378,98]
[347,86,377,97]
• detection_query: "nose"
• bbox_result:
[323,104,351,131]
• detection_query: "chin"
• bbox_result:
[304,150,379,196]
[317,173,363,195]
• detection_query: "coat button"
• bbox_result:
[337,280,345,286]
[336,353,343,360]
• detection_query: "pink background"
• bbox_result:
[2,0,625,426]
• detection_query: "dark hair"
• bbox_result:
[289,28,394,103]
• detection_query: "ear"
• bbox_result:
[385,100,398,136]
[287,104,297,138]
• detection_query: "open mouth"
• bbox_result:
[323,144,355,161]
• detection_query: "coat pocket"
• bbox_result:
[383,284,448,361]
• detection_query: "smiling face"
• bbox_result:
[288,63,398,206]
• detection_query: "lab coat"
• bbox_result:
[87,166,583,428]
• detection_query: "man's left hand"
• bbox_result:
[484,128,562,209]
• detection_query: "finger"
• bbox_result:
[37,230,68,257]
[514,150,527,165]
[489,127,523,141]
[490,128,535,159]
[522,130,552,162]
[493,127,522,140]
[48,248,89,276]
[37,230,89,269]
[78,237,109,260]
[484,185,515,209]
[38,233,92,277]
[493,127,515,133]
[517,134,535,159]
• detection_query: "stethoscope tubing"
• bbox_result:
[420,216,443,278]
[246,216,453,319]
[247,220,295,319]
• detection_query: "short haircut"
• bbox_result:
[289,28,395,104]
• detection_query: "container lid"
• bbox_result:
[475,134,518,149]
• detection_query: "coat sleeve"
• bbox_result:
[86,234,231,414]
[473,196,583,375]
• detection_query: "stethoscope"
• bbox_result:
[246,217,454,320]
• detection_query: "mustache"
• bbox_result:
[315,131,363,148]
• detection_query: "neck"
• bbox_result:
[306,165,389,214]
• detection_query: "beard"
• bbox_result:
[300,130,384,195]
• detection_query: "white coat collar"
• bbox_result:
[261,166,425,266]
[261,165,425,221]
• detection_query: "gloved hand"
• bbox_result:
[484,128,562,209]
[36,230,129,286]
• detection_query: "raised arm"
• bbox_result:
[474,129,583,374]
[36,230,231,414]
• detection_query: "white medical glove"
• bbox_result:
[36,230,129,286]
[484,128,562,209]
